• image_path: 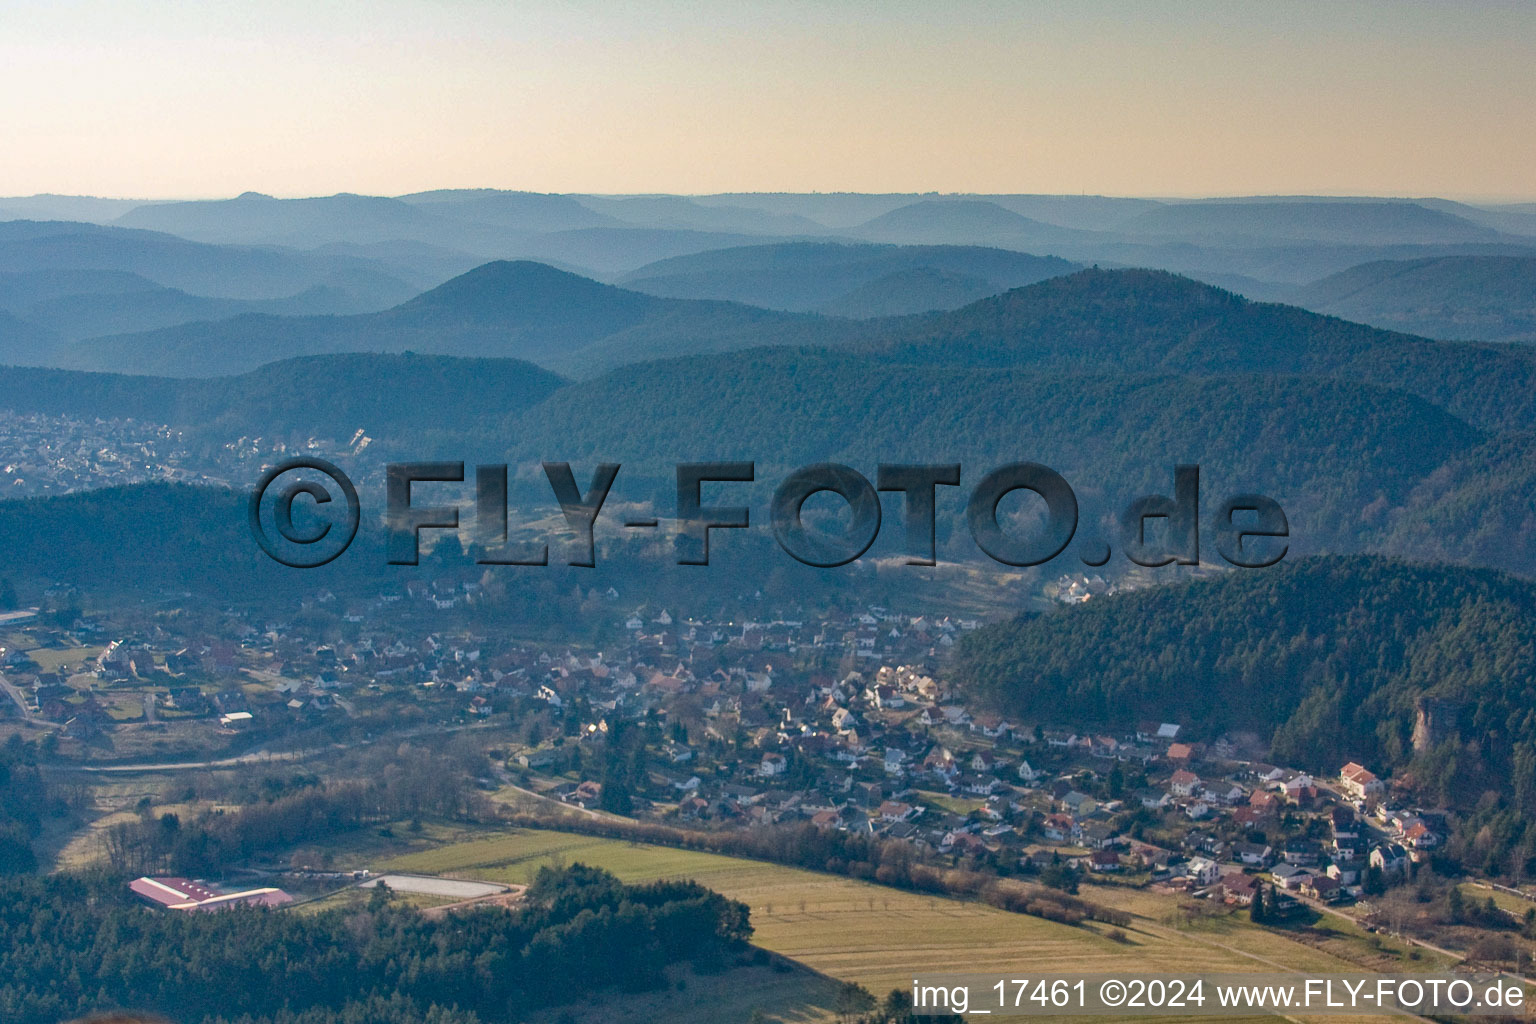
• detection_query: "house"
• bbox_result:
[877,800,916,822]
[1077,821,1117,850]
[1402,820,1441,850]
[1234,842,1274,867]
[1041,813,1074,842]
[1217,874,1258,906]
[959,774,1002,796]
[1327,859,1364,886]
[922,747,958,778]
[1185,857,1220,886]
[1169,769,1201,797]
[567,780,602,806]
[1282,840,1322,866]
[1270,864,1313,891]
[1370,843,1410,876]
[1339,762,1384,801]
[1060,790,1097,816]
[972,714,1012,739]
[1134,788,1171,810]
[760,753,788,777]
[970,750,1003,773]
[1088,848,1122,872]
[1282,774,1316,804]
[1301,874,1342,901]
[1185,799,1211,820]
[1166,742,1195,763]
[1206,783,1246,805]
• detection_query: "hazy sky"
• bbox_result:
[3,0,1534,200]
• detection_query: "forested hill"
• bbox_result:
[952,556,1536,813]
[505,351,1482,556]
[0,864,751,1024]
[857,268,1536,434]
[0,352,565,446]
[62,260,839,378]
[1290,254,1536,342]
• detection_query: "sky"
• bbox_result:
[3,0,1534,200]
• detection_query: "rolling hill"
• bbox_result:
[1380,433,1536,576]
[574,194,827,234]
[853,267,1536,434]
[0,194,158,224]
[0,220,418,302]
[4,275,413,341]
[503,348,1484,554]
[7,263,1536,580]
[952,555,1536,815]
[60,260,837,377]
[850,199,1084,247]
[1119,200,1502,246]
[395,189,621,233]
[817,267,1003,317]
[0,311,60,366]
[509,226,780,274]
[1290,255,1536,342]
[116,191,474,248]
[619,242,1078,312]
[0,352,564,446]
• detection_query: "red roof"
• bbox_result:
[130,877,219,907]
[130,876,292,912]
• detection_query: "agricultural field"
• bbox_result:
[365,827,1408,1023]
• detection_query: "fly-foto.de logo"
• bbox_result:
[248,459,1288,571]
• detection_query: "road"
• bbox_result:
[0,672,35,721]
[495,778,613,820]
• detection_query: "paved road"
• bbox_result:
[0,672,34,721]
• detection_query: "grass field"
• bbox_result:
[293,886,462,915]
[25,645,102,673]
[913,789,986,815]
[1460,881,1536,918]
[367,827,1411,1023]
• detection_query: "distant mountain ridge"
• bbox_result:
[1120,200,1504,246]
[60,260,838,377]
[0,351,563,446]
[850,199,1089,247]
[851,267,1536,434]
[619,241,1079,312]
[1290,255,1536,342]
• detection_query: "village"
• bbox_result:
[0,576,1450,931]
[0,408,370,498]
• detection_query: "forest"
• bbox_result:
[952,555,1536,869]
[0,864,750,1024]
